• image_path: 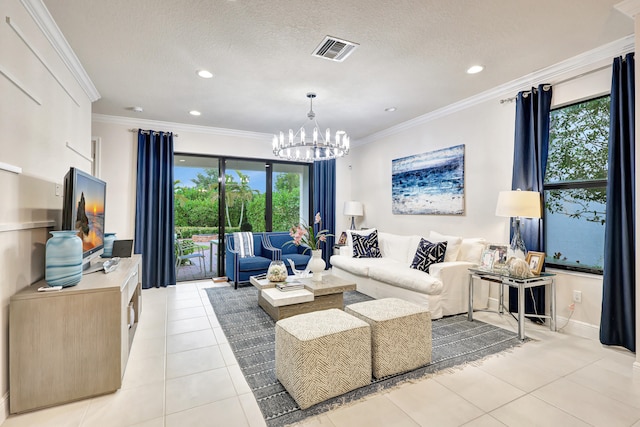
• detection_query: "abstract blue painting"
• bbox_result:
[392,144,465,215]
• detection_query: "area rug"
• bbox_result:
[206,285,526,427]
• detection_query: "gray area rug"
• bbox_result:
[205,285,525,427]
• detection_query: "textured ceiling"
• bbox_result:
[43,0,633,141]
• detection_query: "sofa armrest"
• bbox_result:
[428,261,478,315]
[428,261,476,278]
[263,245,282,260]
[261,236,282,260]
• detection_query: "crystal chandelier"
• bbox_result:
[273,92,350,161]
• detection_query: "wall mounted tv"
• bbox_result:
[61,167,106,271]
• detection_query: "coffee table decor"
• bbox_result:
[206,285,527,427]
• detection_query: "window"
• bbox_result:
[544,95,610,274]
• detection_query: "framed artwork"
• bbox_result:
[391,144,465,215]
[526,251,545,275]
[337,231,348,245]
[480,249,496,270]
[488,244,508,268]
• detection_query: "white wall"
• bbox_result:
[0,0,94,420]
[338,66,614,340]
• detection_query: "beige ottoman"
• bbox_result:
[346,298,432,378]
[275,308,371,409]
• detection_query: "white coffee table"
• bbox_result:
[249,274,357,321]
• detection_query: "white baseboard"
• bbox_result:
[0,392,9,424]
[486,297,600,341]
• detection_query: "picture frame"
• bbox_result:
[488,244,508,268]
[480,249,496,270]
[337,231,348,246]
[526,251,545,275]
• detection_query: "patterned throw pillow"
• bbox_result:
[410,238,447,272]
[352,230,382,258]
[233,232,254,258]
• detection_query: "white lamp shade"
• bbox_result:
[343,201,363,217]
[495,190,541,218]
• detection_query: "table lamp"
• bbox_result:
[495,190,542,259]
[343,201,363,230]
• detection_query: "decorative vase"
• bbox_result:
[45,231,83,287]
[308,249,326,282]
[267,260,287,282]
[102,232,116,258]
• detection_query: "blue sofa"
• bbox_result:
[225,233,279,288]
[265,232,311,275]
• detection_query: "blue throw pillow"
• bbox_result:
[352,230,382,258]
[410,239,447,272]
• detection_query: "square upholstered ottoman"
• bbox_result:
[275,308,371,409]
[346,298,432,378]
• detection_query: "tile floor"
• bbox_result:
[3,280,640,427]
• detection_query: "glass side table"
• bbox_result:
[468,267,556,340]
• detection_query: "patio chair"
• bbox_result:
[175,239,206,275]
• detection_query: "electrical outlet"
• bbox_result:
[572,290,582,303]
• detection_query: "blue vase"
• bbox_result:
[45,231,83,287]
[102,233,116,258]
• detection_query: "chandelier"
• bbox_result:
[272,92,350,161]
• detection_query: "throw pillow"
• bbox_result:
[352,230,382,258]
[429,231,462,262]
[410,238,447,272]
[233,232,254,258]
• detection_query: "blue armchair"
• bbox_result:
[225,232,279,288]
[265,232,311,275]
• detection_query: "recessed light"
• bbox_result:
[127,106,143,112]
[179,159,186,162]
[467,65,484,74]
[197,70,214,79]
[385,107,397,112]
[189,110,201,116]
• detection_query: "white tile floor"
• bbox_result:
[3,280,640,427]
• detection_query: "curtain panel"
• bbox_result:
[134,130,176,288]
[600,53,636,352]
[313,159,336,267]
[509,84,553,318]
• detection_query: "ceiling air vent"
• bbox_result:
[312,36,359,62]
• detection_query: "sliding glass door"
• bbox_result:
[174,155,222,281]
[174,154,311,282]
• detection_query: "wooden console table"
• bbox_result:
[9,255,142,413]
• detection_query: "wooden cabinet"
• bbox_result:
[9,255,142,414]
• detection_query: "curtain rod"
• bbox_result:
[129,128,179,137]
[499,63,612,104]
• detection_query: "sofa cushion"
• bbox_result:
[457,238,487,263]
[429,231,462,262]
[369,263,443,295]
[352,230,382,258]
[238,255,272,272]
[410,239,447,272]
[378,232,414,263]
[330,255,387,277]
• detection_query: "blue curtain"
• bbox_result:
[134,130,176,288]
[509,84,553,318]
[313,159,336,267]
[600,53,635,352]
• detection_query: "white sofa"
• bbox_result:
[330,230,489,319]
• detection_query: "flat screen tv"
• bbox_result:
[62,167,106,271]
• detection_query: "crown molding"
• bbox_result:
[19,0,100,102]
[615,0,640,18]
[92,114,272,140]
[355,35,635,147]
